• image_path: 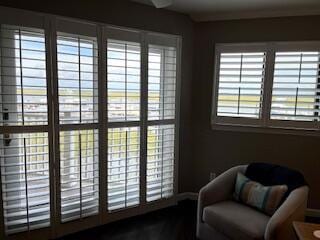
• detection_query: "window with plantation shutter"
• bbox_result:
[107,40,140,122]
[56,32,99,223]
[0,9,181,238]
[57,33,98,124]
[146,36,178,202]
[147,125,174,202]
[212,43,320,132]
[271,51,320,122]
[107,36,141,211]
[214,51,266,121]
[148,45,176,120]
[59,129,99,222]
[0,24,51,235]
[107,127,140,211]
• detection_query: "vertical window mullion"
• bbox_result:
[262,46,275,126]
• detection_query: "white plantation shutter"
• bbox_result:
[0,10,181,238]
[148,45,176,120]
[107,127,140,211]
[215,52,266,120]
[271,51,320,122]
[57,33,98,124]
[146,125,174,202]
[0,24,51,235]
[146,35,178,202]
[0,133,50,234]
[56,32,99,223]
[107,40,141,122]
[0,25,48,126]
[106,33,142,211]
[59,130,99,222]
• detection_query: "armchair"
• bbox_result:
[197,165,309,240]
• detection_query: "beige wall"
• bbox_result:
[0,0,195,193]
[192,16,320,209]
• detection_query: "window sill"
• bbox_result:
[211,122,320,137]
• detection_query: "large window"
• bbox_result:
[212,43,320,131]
[0,10,180,239]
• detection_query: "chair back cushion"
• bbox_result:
[234,172,288,215]
[245,162,306,199]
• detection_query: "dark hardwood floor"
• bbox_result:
[59,200,197,240]
[59,200,320,240]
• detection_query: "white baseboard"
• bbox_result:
[177,192,320,218]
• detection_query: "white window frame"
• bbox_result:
[212,42,320,136]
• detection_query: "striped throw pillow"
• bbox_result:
[233,172,288,216]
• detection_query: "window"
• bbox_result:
[146,38,178,202]
[107,36,141,211]
[56,32,99,223]
[271,51,320,122]
[216,52,265,119]
[212,43,320,132]
[0,9,181,238]
[0,25,51,234]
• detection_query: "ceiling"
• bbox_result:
[132,0,320,21]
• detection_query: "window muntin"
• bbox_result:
[271,51,320,121]
[148,45,176,121]
[57,33,98,124]
[107,127,140,211]
[216,52,266,119]
[59,129,99,222]
[0,25,48,126]
[107,40,141,122]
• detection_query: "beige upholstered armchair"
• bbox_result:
[197,165,309,240]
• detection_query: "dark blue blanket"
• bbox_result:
[245,163,307,199]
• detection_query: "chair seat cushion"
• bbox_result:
[203,201,270,240]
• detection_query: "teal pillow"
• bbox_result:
[234,172,288,215]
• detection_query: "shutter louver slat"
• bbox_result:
[107,127,140,211]
[271,52,320,122]
[59,129,99,223]
[216,52,266,119]
[146,125,174,202]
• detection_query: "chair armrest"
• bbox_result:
[197,165,247,224]
[265,186,309,240]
